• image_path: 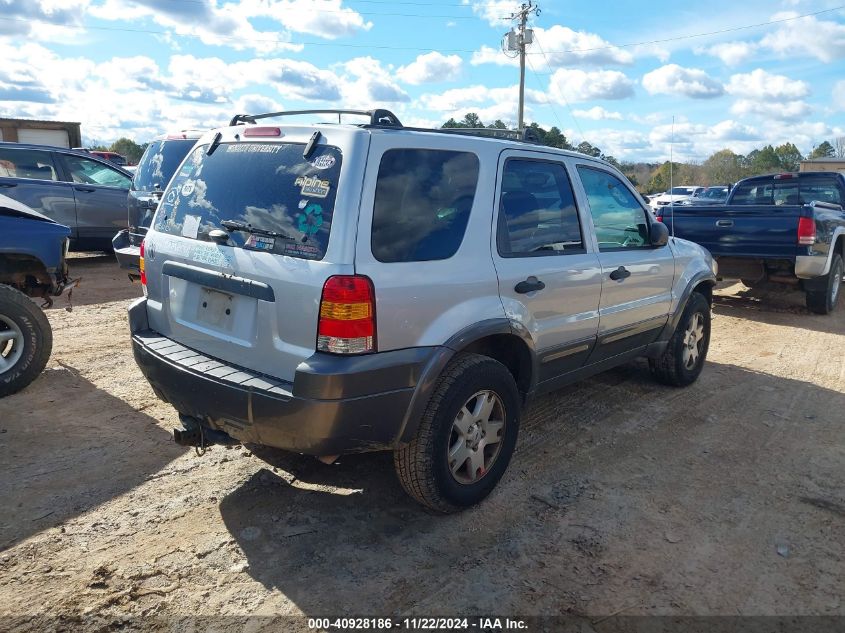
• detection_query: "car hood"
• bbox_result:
[0,193,58,222]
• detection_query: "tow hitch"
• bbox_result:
[174,414,239,455]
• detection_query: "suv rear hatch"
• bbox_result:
[142,130,363,383]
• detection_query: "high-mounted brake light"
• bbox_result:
[797,217,816,246]
[243,126,282,137]
[139,239,147,286]
[317,276,375,354]
[773,173,795,180]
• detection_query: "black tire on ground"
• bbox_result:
[805,252,843,315]
[649,291,711,387]
[0,285,53,398]
[741,278,760,288]
[394,353,521,513]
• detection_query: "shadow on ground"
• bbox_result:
[61,253,142,307]
[0,365,183,550]
[219,360,845,616]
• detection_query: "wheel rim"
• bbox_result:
[681,311,705,370]
[831,260,843,305]
[447,390,506,485]
[0,314,25,376]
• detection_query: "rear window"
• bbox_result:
[371,148,479,262]
[132,139,196,192]
[731,176,844,206]
[153,142,341,261]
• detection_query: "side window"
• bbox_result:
[62,155,131,189]
[0,148,58,181]
[577,166,651,250]
[497,159,583,256]
[371,148,479,263]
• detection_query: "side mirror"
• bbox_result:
[650,221,669,246]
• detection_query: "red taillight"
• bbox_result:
[317,275,375,354]
[243,126,282,137]
[139,239,147,286]
[655,215,663,223]
[797,217,815,246]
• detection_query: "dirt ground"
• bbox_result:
[1,254,843,628]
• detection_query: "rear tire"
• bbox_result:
[649,292,711,387]
[805,253,843,315]
[394,353,521,513]
[0,285,53,398]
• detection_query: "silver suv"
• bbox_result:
[129,109,717,512]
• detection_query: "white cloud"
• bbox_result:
[530,25,634,67]
[642,64,724,99]
[697,41,758,66]
[465,0,520,27]
[0,0,90,41]
[242,0,372,40]
[760,12,845,62]
[419,84,544,112]
[396,52,462,85]
[726,69,810,101]
[338,57,409,107]
[572,106,623,121]
[470,45,518,67]
[730,99,813,122]
[548,69,635,103]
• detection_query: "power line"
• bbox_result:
[531,32,584,140]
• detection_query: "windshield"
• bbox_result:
[132,139,197,192]
[670,187,694,195]
[702,187,728,199]
[153,142,342,261]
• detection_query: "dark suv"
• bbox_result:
[0,142,132,251]
[113,131,203,277]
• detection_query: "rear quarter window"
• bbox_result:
[132,139,196,192]
[371,148,480,263]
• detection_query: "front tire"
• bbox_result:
[394,353,521,513]
[0,285,53,398]
[805,253,843,315]
[649,291,711,387]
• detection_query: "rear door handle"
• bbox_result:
[609,266,631,281]
[74,186,96,193]
[514,276,545,294]
[716,219,733,227]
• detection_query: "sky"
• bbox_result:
[1,0,844,162]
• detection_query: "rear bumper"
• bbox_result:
[128,299,438,455]
[795,254,828,279]
[112,229,140,275]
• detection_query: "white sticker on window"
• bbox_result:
[182,214,200,239]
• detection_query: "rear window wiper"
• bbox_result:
[220,220,294,241]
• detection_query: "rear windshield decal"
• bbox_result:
[225,144,283,154]
[310,155,336,170]
[295,175,330,198]
[181,214,200,238]
[297,202,323,235]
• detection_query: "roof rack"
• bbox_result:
[229,109,403,128]
[227,107,542,145]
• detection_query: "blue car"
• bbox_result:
[0,193,74,396]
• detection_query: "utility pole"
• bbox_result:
[506,2,539,132]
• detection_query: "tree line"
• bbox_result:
[442,113,845,194]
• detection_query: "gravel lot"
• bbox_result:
[1,254,843,628]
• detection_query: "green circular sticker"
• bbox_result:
[297,202,323,235]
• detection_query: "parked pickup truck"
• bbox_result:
[657,172,845,314]
[0,193,74,396]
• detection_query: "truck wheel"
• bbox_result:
[805,253,843,315]
[394,353,521,513]
[0,285,53,398]
[649,292,711,387]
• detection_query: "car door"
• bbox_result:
[492,151,602,386]
[0,146,78,238]
[56,152,131,248]
[574,164,675,362]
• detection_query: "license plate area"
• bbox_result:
[196,287,234,329]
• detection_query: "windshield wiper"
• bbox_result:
[220,220,294,240]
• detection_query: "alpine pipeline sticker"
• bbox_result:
[294,175,330,198]
[310,155,336,170]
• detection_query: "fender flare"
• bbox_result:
[395,318,538,445]
[662,271,717,339]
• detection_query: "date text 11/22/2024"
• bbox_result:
[306,617,529,631]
